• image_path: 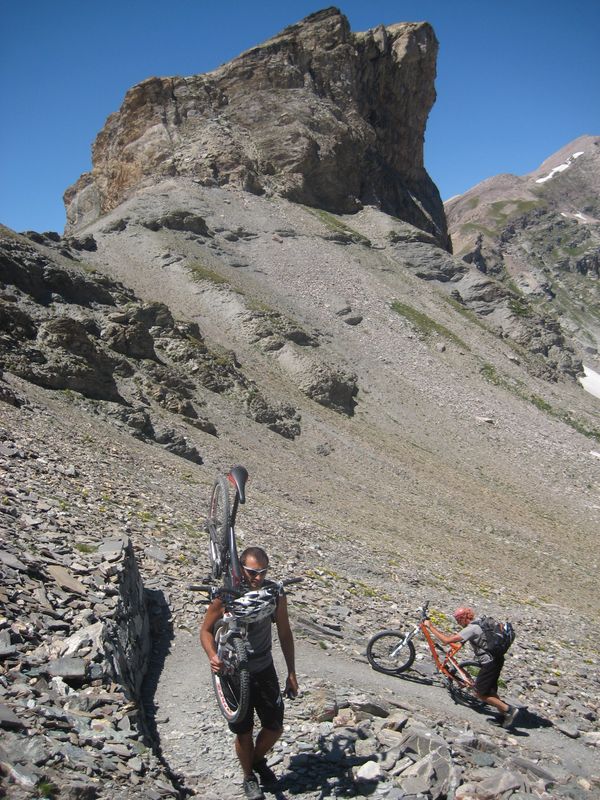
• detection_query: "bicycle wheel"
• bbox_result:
[458,660,480,686]
[446,661,480,693]
[208,475,231,577]
[212,624,250,724]
[446,661,482,706]
[366,631,415,674]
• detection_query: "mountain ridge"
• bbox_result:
[445,135,600,368]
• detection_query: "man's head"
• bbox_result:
[240,546,269,589]
[453,606,475,627]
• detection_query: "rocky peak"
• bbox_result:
[64,8,448,248]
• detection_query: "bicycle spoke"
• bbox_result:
[366,631,415,673]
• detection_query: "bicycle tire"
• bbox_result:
[458,660,480,685]
[366,630,416,674]
[211,624,250,723]
[444,659,479,689]
[208,475,231,577]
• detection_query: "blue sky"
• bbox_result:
[2,1,599,233]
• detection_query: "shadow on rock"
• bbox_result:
[514,707,554,731]
[378,668,434,687]
[273,732,368,798]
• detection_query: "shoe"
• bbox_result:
[502,705,519,729]
[253,757,278,788]
[242,772,265,800]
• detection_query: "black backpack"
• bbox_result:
[477,616,516,657]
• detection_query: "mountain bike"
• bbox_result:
[207,464,247,587]
[366,601,480,702]
[199,466,301,723]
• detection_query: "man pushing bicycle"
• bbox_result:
[424,606,519,729]
[200,546,298,800]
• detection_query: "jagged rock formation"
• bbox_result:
[446,135,600,365]
[0,513,178,798]
[64,7,449,248]
[0,228,304,449]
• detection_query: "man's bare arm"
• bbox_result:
[423,619,463,645]
[200,598,225,673]
[275,594,298,696]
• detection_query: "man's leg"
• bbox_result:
[253,724,283,764]
[475,690,509,715]
[234,730,265,800]
[235,731,257,777]
[474,659,511,717]
[252,663,285,783]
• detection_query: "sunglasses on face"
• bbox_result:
[243,566,268,577]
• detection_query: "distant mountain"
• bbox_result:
[445,135,600,366]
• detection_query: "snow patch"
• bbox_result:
[560,210,592,223]
[536,151,584,184]
[579,365,600,401]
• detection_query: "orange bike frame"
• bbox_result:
[420,623,475,689]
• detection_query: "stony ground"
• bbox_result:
[2,377,599,798]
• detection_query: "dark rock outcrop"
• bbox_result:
[0,232,302,447]
[64,8,449,248]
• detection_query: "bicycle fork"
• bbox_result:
[390,624,419,656]
[216,615,253,674]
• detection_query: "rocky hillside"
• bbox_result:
[63,7,449,248]
[2,370,599,799]
[445,135,600,366]
[2,7,600,799]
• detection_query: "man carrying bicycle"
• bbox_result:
[200,546,298,800]
[424,606,519,729]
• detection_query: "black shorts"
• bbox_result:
[228,662,284,735]
[474,656,504,696]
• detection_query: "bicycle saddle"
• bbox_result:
[228,465,249,503]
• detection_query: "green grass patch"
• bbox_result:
[460,222,498,238]
[347,579,380,599]
[481,363,600,442]
[187,263,229,285]
[507,296,532,317]
[428,608,449,626]
[306,207,371,246]
[246,296,276,314]
[562,243,590,258]
[74,543,97,554]
[530,395,552,412]
[442,294,487,329]
[488,199,545,229]
[37,781,57,799]
[391,300,468,349]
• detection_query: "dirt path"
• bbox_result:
[146,628,595,798]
